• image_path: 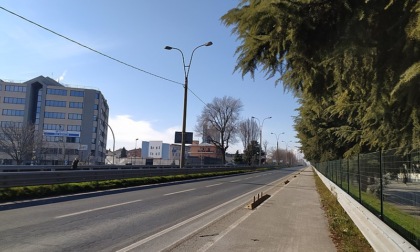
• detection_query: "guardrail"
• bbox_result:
[0,164,176,172]
[0,165,257,188]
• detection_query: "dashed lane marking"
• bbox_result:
[55,199,143,219]
[164,188,196,196]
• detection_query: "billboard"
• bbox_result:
[174,131,193,144]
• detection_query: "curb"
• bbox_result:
[246,192,270,210]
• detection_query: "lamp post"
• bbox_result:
[282,140,293,166]
[251,116,272,166]
[165,41,213,168]
[135,138,138,165]
[271,132,284,164]
[100,118,115,165]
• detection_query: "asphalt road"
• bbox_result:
[0,167,301,251]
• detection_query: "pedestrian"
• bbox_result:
[72,157,79,170]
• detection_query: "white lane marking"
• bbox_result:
[55,199,143,219]
[206,183,222,188]
[117,181,275,252]
[164,188,196,196]
[198,210,253,252]
[230,179,241,183]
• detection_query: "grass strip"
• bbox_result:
[0,169,255,202]
[314,170,373,252]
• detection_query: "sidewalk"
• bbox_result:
[203,167,336,251]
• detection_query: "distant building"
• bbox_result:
[189,140,221,159]
[0,76,109,165]
[169,144,181,163]
[202,124,220,143]
[141,141,170,160]
[189,140,223,165]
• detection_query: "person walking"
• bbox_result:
[72,157,79,170]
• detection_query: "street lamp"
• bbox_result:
[251,116,272,166]
[101,118,116,165]
[271,132,284,164]
[165,41,213,168]
[282,140,293,166]
[135,138,138,165]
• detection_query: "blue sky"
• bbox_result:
[0,1,300,154]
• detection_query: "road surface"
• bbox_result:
[0,167,300,251]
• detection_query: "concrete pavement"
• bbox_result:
[170,167,337,252]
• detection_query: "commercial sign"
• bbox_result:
[43,130,81,137]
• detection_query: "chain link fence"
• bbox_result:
[315,148,420,249]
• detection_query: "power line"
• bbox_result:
[0,5,211,107]
[0,6,182,85]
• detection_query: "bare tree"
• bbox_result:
[263,140,269,155]
[195,96,243,164]
[0,122,38,164]
[238,118,259,150]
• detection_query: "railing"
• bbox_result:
[0,165,258,188]
[315,148,420,250]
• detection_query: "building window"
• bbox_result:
[46,88,67,96]
[68,113,82,120]
[3,97,25,104]
[66,137,80,143]
[67,125,81,131]
[45,100,66,107]
[5,85,26,92]
[44,112,65,119]
[70,90,84,97]
[43,124,62,130]
[1,121,22,127]
[2,109,24,116]
[69,102,83,108]
[93,104,99,110]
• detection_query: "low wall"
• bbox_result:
[313,167,417,252]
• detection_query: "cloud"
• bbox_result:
[57,70,67,83]
[106,115,177,151]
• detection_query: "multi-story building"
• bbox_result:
[0,76,109,165]
[141,141,170,160]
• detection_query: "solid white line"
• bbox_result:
[206,183,222,188]
[198,173,291,252]
[164,188,195,196]
[116,182,275,252]
[55,199,143,219]
[198,210,253,252]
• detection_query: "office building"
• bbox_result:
[0,76,109,165]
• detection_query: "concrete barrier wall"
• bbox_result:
[313,167,417,252]
[0,166,256,188]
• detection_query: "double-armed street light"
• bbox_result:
[251,116,272,166]
[165,41,213,168]
[271,132,284,164]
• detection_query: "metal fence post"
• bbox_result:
[358,153,362,203]
[347,159,350,193]
[379,150,384,220]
